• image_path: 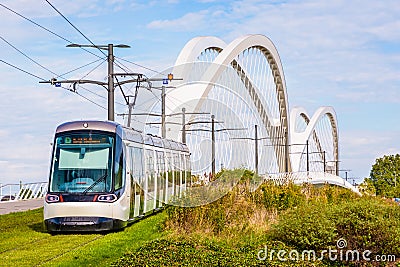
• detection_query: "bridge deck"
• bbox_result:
[0,199,44,215]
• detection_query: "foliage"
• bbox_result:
[270,201,337,251]
[333,197,400,256]
[271,197,400,258]
[358,178,376,196]
[165,168,279,237]
[369,154,400,197]
[259,181,307,211]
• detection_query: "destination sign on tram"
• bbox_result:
[63,136,108,144]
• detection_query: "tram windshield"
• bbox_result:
[49,132,114,193]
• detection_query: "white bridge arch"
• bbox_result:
[143,34,358,194]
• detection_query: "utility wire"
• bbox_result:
[0,35,113,106]
[75,91,107,110]
[1,3,128,113]
[0,3,102,59]
[45,0,108,58]
[116,57,167,76]
[59,58,104,77]
[43,0,153,109]
[0,59,45,81]
[1,2,165,113]
[1,35,59,77]
[79,58,106,81]
[1,2,164,80]
[0,58,107,110]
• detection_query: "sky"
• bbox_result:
[0,0,399,184]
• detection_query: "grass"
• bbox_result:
[2,169,400,266]
[112,238,326,267]
[0,208,166,266]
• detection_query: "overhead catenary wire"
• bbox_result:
[2,2,170,116]
[0,3,102,59]
[59,58,105,77]
[0,35,117,107]
[0,59,45,81]
[44,0,108,58]
[116,57,167,76]
[1,32,106,83]
[0,58,107,110]
[45,0,169,115]
[1,2,166,81]
[0,36,59,77]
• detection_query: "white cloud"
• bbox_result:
[147,10,209,31]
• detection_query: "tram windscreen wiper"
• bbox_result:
[82,172,107,194]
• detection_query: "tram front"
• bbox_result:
[44,121,128,232]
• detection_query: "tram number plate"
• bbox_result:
[63,217,96,222]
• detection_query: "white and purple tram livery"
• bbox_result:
[44,121,190,232]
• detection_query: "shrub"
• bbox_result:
[332,197,400,256]
[270,197,400,258]
[270,201,337,250]
[260,181,306,211]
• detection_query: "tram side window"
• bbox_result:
[181,154,186,185]
[146,149,155,192]
[131,147,144,184]
[167,151,174,185]
[156,151,165,203]
[173,152,181,185]
[185,154,191,185]
[156,151,165,175]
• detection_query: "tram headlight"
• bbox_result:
[45,194,60,203]
[97,194,117,203]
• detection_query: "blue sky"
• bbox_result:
[0,0,399,184]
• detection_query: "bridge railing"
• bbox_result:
[263,172,361,195]
[0,182,48,202]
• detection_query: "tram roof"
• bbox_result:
[55,120,189,152]
[56,120,118,133]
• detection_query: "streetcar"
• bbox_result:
[44,120,190,232]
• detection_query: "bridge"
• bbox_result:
[137,34,359,195]
[1,34,359,211]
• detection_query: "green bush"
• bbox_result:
[333,197,400,256]
[270,201,337,250]
[165,168,266,236]
[270,197,400,257]
[165,170,400,264]
[260,181,306,210]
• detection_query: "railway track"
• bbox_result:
[1,232,106,266]
[0,208,166,266]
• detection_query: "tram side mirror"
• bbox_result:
[79,147,86,159]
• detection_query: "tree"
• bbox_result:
[369,154,400,197]
[358,178,376,196]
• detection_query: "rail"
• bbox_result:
[0,182,48,202]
